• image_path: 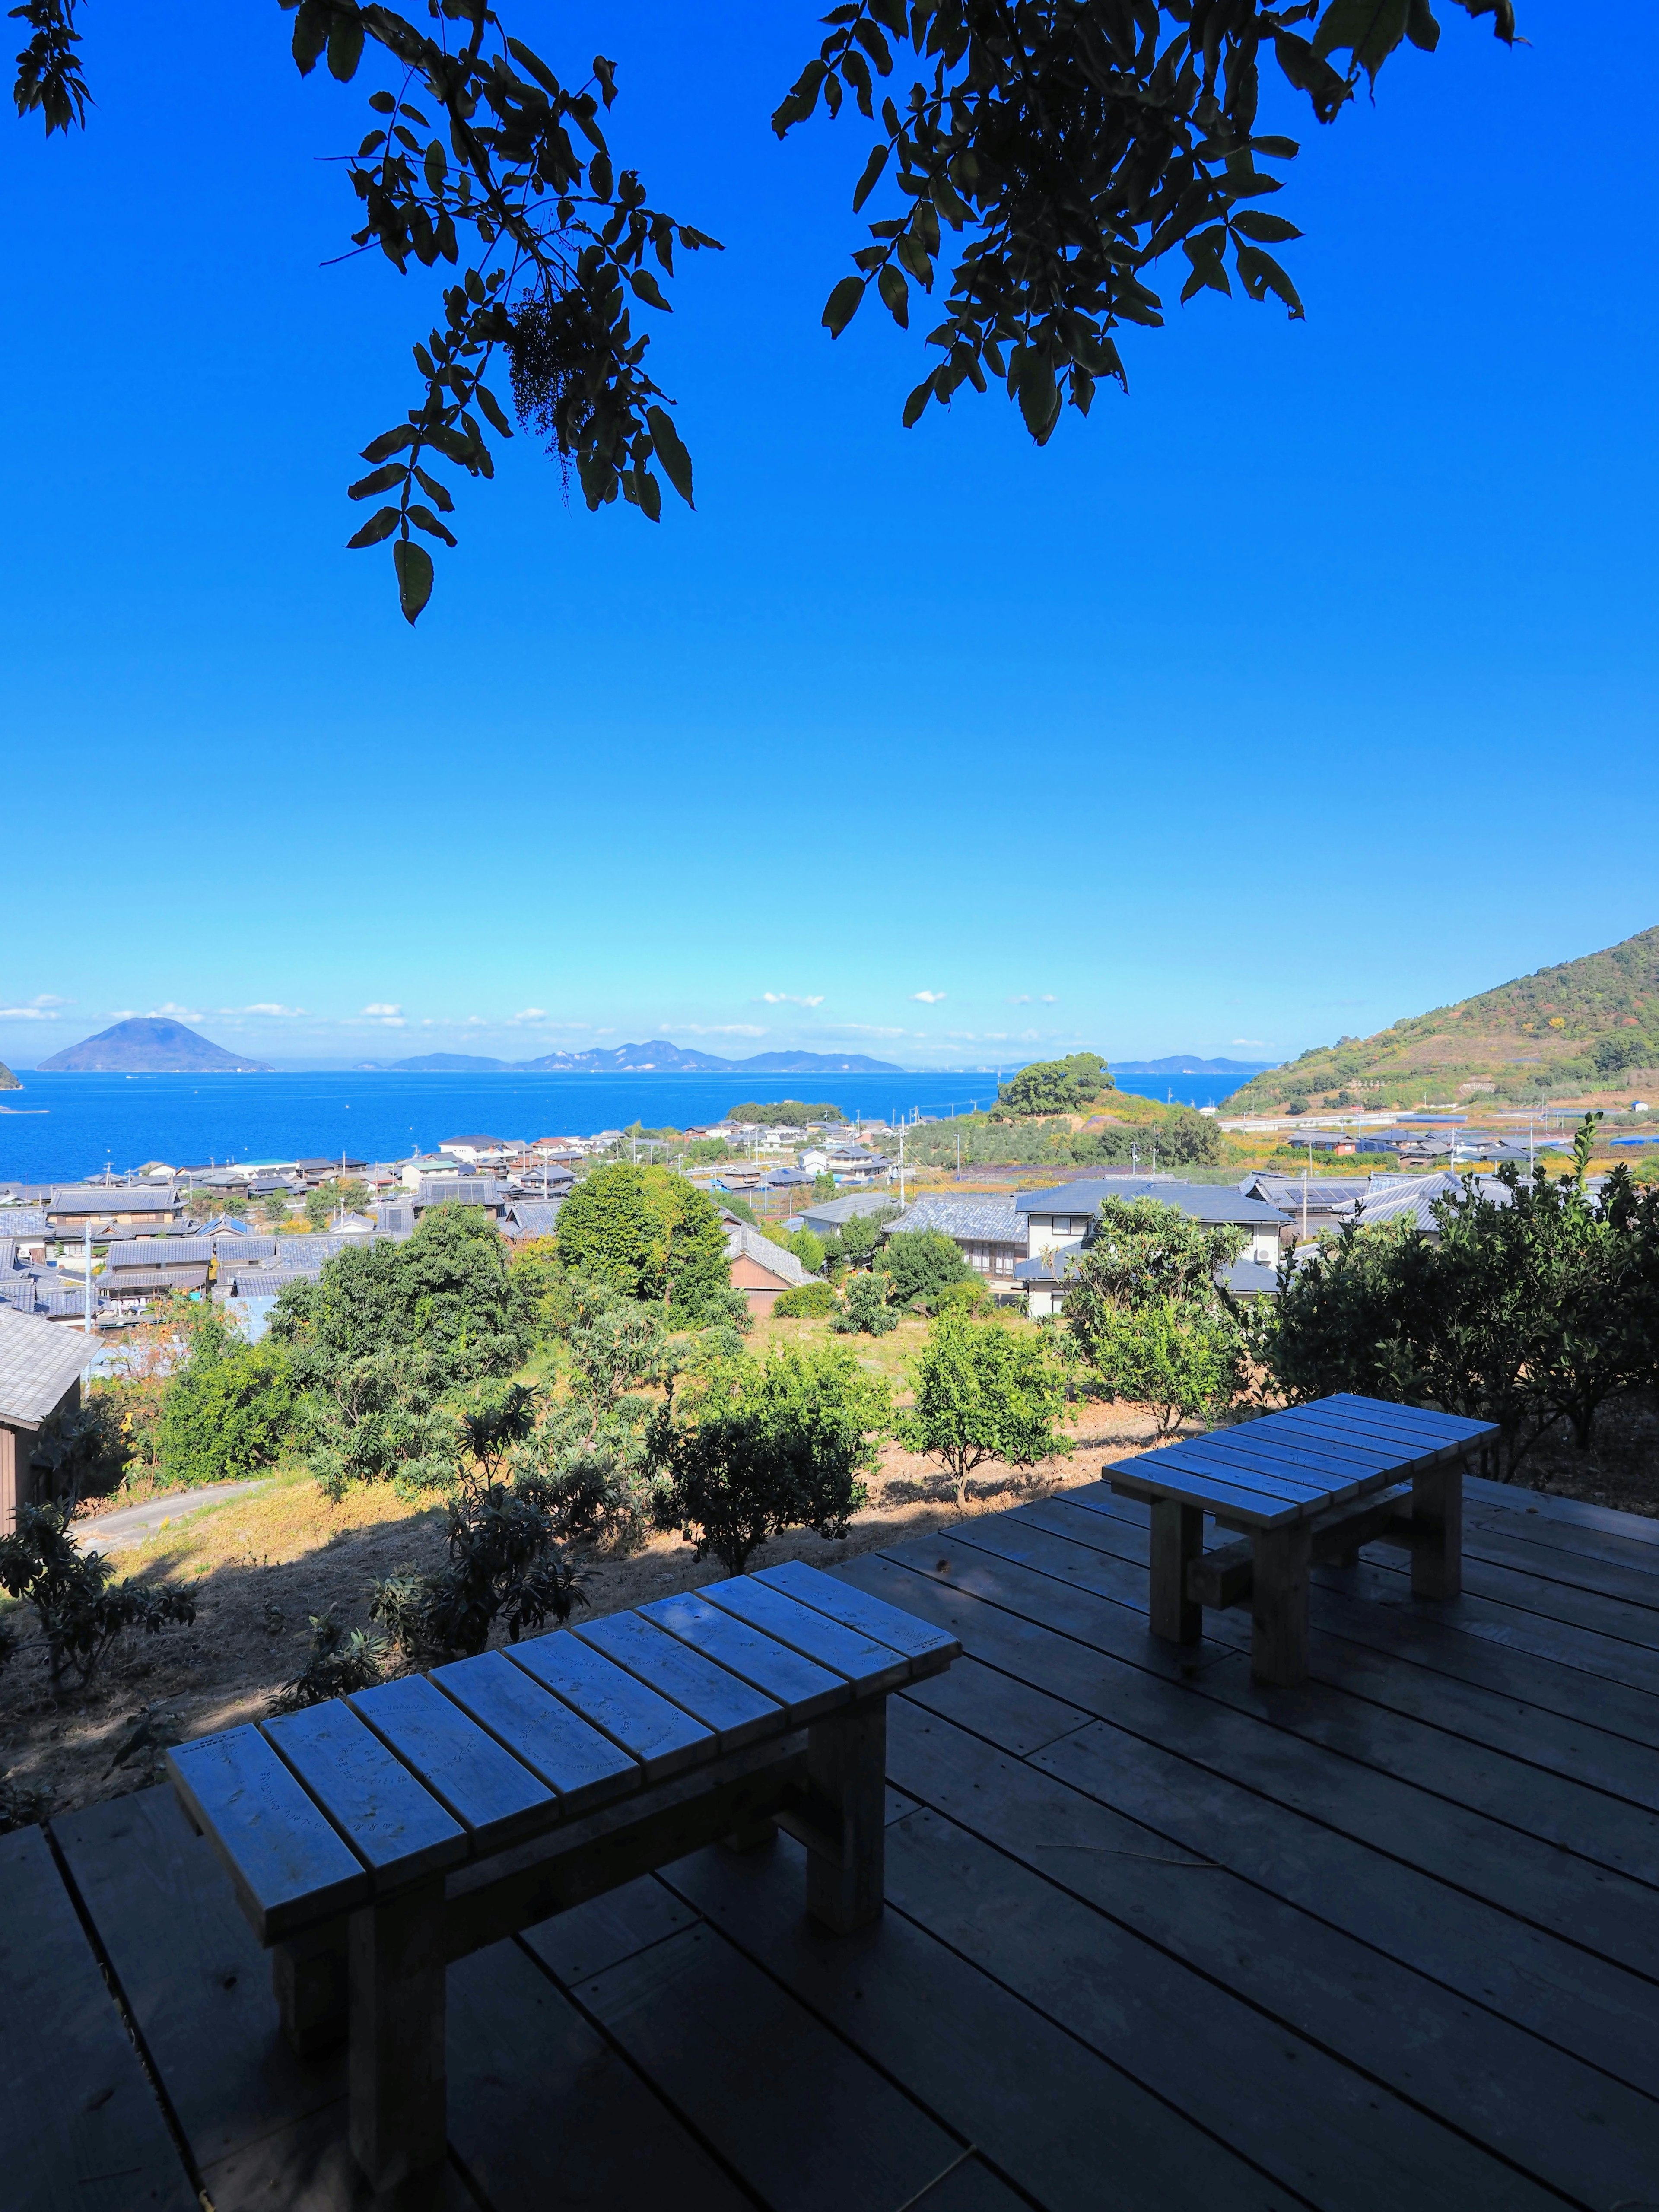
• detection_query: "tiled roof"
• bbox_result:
[416,1177,503,1208]
[101,1267,211,1294]
[49,1186,179,1216]
[0,1303,102,1425]
[266,1234,369,1267]
[505,1201,564,1238]
[884,1197,1027,1245]
[210,1233,279,1262]
[725,1225,813,1287]
[103,1238,216,1271]
[800,1194,903,1230]
[1017,1177,1287,1226]
[227,1267,321,1294]
[1219,1256,1281,1298]
[0,1210,47,1236]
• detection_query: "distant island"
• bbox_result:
[368,1041,906,1076]
[1112,1056,1275,1076]
[1222,922,1659,1113]
[37,1018,273,1074]
[0,1060,18,1091]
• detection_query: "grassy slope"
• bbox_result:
[1224,924,1659,1113]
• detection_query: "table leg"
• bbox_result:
[349,1878,448,2202]
[273,1918,348,2055]
[1149,1500,1204,1645]
[1250,1522,1312,1686]
[805,1696,886,1935]
[1411,1462,1463,1600]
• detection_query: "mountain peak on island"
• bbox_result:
[376,1040,906,1077]
[38,1017,272,1074]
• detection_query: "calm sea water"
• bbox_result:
[0,1070,1249,1183]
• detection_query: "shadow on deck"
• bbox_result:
[8,1471,1659,2211]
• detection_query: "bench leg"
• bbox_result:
[1411,1464,1463,1601]
[274,1918,349,2055]
[1250,1523,1312,1687]
[349,1880,448,2204]
[1149,1500,1204,1645]
[805,1697,886,1935]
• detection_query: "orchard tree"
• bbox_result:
[896,1307,1070,1507]
[10,1,1516,620]
[555,1163,731,1321]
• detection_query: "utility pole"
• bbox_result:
[82,1218,92,1334]
[1303,1141,1312,1244]
[899,1120,906,1209]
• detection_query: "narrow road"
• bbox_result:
[79,1479,272,1549]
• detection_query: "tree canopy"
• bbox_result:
[11,1,1516,620]
[998,1051,1113,1116]
[554,1163,731,1321]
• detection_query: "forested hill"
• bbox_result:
[1223,925,1659,1113]
[0,1061,18,1091]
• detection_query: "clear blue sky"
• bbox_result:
[1,1,1653,1073]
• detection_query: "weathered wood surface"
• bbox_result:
[13,1483,1659,2211]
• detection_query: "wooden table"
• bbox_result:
[1105,1393,1497,1685]
[167,1561,960,2207]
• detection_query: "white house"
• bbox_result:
[1011,1177,1289,1317]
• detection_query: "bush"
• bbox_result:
[896,1309,1070,1508]
[370,1472,585,1661]
[774,1281,837,1319]
[556,1164,731,1321]
[0,1503,196,1688]
[273,1611,389,1710]
[1084,1299,1246,1436]
[832,1272,898,1335]
[153,1319,294,1489]
[28,1393,132,1509]
[934,1275,992,1316]
[648,1344,888,1573]
[998,1053,1113,1116]
[878,1229,973,1312]
[1061,1196,1249,1436]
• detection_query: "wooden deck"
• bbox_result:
[9,1469,1659,2210]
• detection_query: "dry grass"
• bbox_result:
[0,1357,1168,1828]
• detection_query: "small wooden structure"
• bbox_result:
[0,1303,102,1534]
[167,1563,960,2203]
[1106,1394,1495,1684]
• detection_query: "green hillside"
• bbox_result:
[0,1061,18,1090]
[1224,925,1659,1114]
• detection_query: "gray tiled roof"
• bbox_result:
[416,1176,503,1209]
[1219,1256,1281,1298]
[101,1267,211,1294]
[103,1237,216,1271]
[211,1233,279,1262]
[800,1194,903,1232]
[0,1210,47,1236]
[1017,1178,1287,1226]
[49,1185,179,1216]
[228,1267,321,1294]
[884,1197,1027,1246]
[374,1203,416,1238]
[0,1303,102,1424]
[264,1234,369,1268]
[725,1225,813,1287]
[505,1200,565,1238]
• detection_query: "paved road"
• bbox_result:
[82,1479,272,1548]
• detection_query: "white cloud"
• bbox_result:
[912,990,947,1004]
[0,1004,60,1020]
[1007,995,1030,1005]
[944,1030,979,1041]
[1040,994,1058,1004]
[105,1002,204,1023]
[244,1003,304,1018]
[31,994,69,1009]
[509,1008,548,1023]
[362,1003,401,1017]
[462,1016,487,1028]
[832,1023,908,1039]
[660,1022,767,1037]
[1231,1037,1268,1049]
[760,992,825,1007]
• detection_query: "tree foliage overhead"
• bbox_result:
[11,0,1514,619]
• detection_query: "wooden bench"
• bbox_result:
[1105,1393,1497,1686]
[166,1561,960,2206]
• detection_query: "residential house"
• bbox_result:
[724,1225,814,1316]
[440,1135,514,1166]
[48,1184,186,1230]
[804,1144,891,1186]
[373,1202,416,1239]
[503,1200,564,1240]
[1239,1174,1370,1240]
[99,1237,215,1311]
[879,1196,1027,1283]
[0,1303,102,1532]
[0,1209,48,1260]
[796,1193,903,1242]
[1013,1178,1289,1317]
[413,1175,505,1216]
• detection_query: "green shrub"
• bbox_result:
[369,1473,585,1661]
[273,1612,389,1710]
[0,1503,196,1688]
[774,1281,837,1319]
[878,1229,973,1311]
[832,1272,898,1335]
[1084,1299,1246,1437]
[154,1320,294,1489]
[896,1309,1071,1507]
[998,1053,1113,1116]
[556,1164,731,1321]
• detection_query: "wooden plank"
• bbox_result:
[1195,1422,1407,1479]
[756,1558,962,1671]
[640,1590,850,1723]
[878,1654,1092,1758]
[849,1546,1659,1983]
[1180,1430,1401,1496]
[166,1725,369,1944]
[1459,1514,1659,1611]
[262,1699,467,1890]
[1276,1406,1481,1468]
[665,1836,1307,2212]
[347,1876,448,2193]
[1106,1459,1290,1530]
[567,1919,998,2212]
[697,1574,914,1694]
[1465,1475,1659,1548]
[521,1872,699,1986]
[1250,1520,1312,1685]
[887,1703,1659,2210]
[431,1648,643,1817]
[1365,1543,1659,1671]
[1117,1438,1337,1501]
[448,1934,751,2212]
[0,1823,196,2212]
[507,1630,715,1781]
[1148,1499,1202,1643]
[575,1611,785,1751]
[349,1673,554,1850]
[1325,1392,1495,1444]
[874,1771,1568,2211]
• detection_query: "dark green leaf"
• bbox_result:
[1407,0,1442,50]
[1230,211,1302,244]
[645,406,694,508]
[407,503,458,547]
[327,10,365,84]
[346,505,401,550]
[474,383,514,439]
[360,425,416,463]
[394,538,434,625]
[822,274,865,337]
[901,378,933,429]
[852,142,889,213]
[877,262,909,329]
[636,467,662,523]
[348,464,408,501]
[589,148,614,201]
[629,269,670,311]
[290,0,329,76]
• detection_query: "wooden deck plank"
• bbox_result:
[899,1653,1095,1756]
[448,1935,750,2212]
[664,1837,1307,2212]
[565,1920,990,2212]
[888,1701,1659,2212]
[875,1790,1567,2212]
[521,1873,699,1987]
[575,1612,785,1751]
[950,1503,1659,1889]
[508,1631,714,1781]
[1465,1475,1659,1546]
[1371,1543,1659,1653]
[1464,1502,1659,1583]
[263,1700,468,1889]
[0,1824,196,2212]
[432,1649,644,1817]
[639,1591,850,1722]
[841,1548,1659,1982]
[755,1558,962,1666]
[697,1574,914,1694]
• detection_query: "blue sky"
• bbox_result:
[1,1,1653,1073]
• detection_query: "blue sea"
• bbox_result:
[0,1069,1251,1184]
